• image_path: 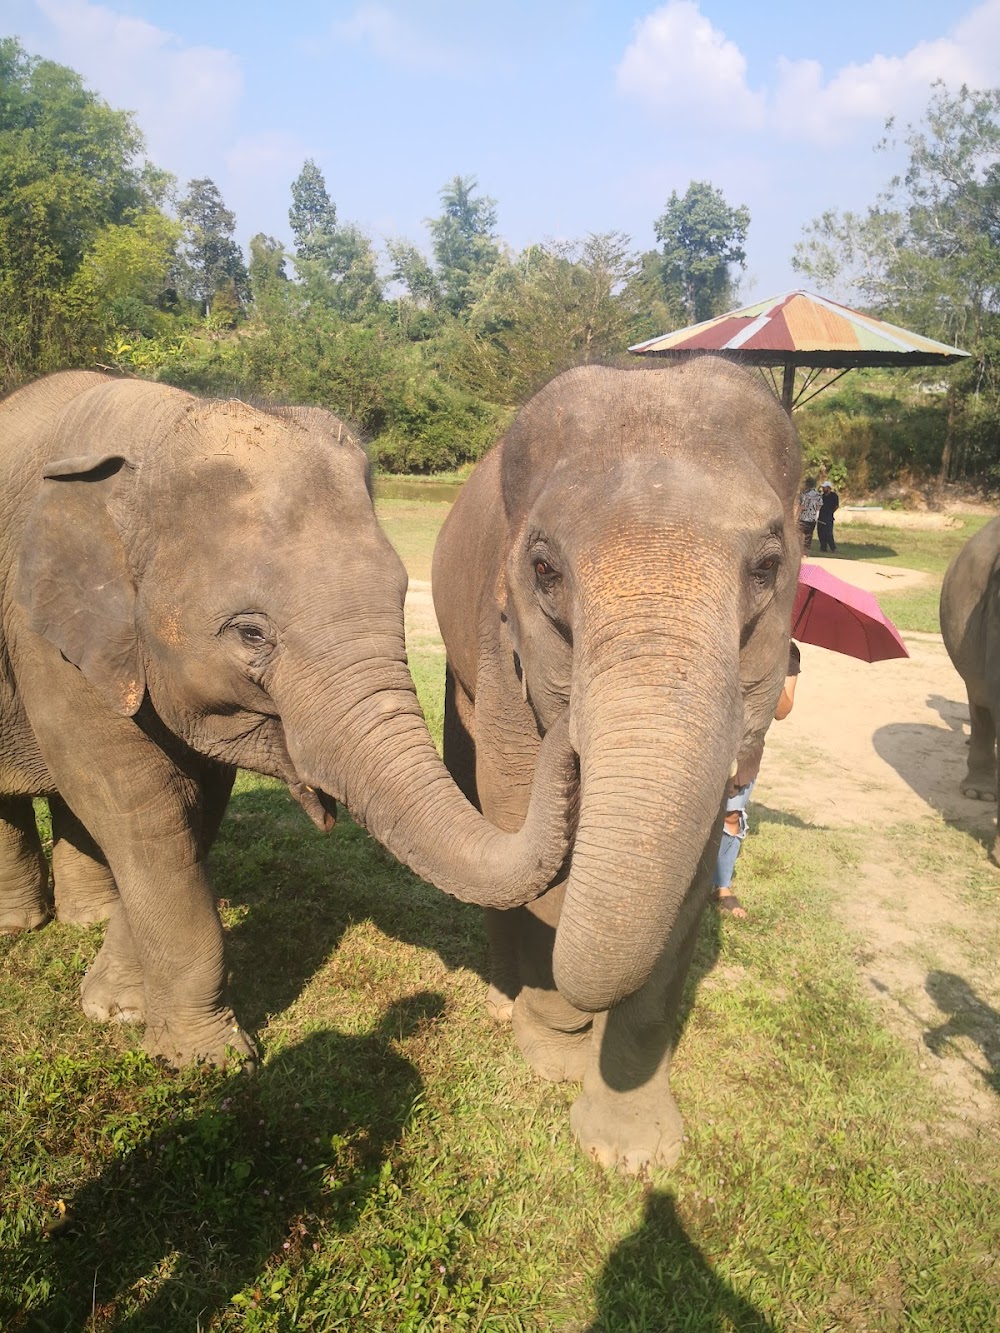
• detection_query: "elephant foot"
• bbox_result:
[512,996,592,1082]
[54,878,118,926]
[141,1009,258,1072]
[81,950,146,1024]
[0,902,51,934]
[486,982,516,1025]
[960,773,997,799]
[570,1085,684,1175]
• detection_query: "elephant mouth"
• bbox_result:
[288,780,338,832]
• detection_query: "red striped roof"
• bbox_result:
[629,290,968,367]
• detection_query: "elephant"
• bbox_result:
[940,515,1000,857]
[432,358,801,1171]
[0,371,576,1068]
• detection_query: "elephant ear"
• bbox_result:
[14,453,145,717]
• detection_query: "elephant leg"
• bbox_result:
[484,907,522,1022]
[0,796,50,933]
[21,661,254,1068]
[80,900,146,1023]
[569,858,711,1174]
[962,699,996,801]
[508,888,593,1082]
[50,795,119,926]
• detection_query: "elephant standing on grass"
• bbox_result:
[432,360,801,1170]
[0,372,575,1068]
[940,515,1000,860]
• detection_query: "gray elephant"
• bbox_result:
[0,371,575,1068]
[940,515,1000,857]
[432,359,801,1170]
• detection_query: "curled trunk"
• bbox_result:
[278,641,576,909]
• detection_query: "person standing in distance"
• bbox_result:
[817,480,840,553]
[798,478,822,551]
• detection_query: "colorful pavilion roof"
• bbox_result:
[628,290,969,368]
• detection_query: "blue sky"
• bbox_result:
[5,0,1000,305]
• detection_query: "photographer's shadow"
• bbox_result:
[587,1192,776,1331]
[15,992,444,1333]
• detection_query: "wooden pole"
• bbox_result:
[781,362,795,415]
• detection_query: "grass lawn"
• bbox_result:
[3,503,999,1330]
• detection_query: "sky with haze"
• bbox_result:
[5,0,1000,312]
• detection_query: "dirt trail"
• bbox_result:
[405,563,1000,1127]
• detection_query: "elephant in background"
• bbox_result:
[0,372,575,1068]
[432,359,801,1170]
[940,515,1000,859]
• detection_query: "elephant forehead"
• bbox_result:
[530,455,780,534]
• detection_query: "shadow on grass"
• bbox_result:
[587,1192,776,1332]
[4,992,444,1332]
[214,782,490,1035]
[821,539,898,563]
[751,803,828,832]
[924,970,1000,1099]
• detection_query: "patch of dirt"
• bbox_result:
[757,560,1000,1129]
[839,510,964,530]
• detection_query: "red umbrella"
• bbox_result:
[793,563,909,661]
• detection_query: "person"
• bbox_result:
[798,478,822,550]
[713,642,800,918]
[817,480,840,552]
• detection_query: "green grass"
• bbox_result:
[3,503,1000,1330]
[832,514,993,576]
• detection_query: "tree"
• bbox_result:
[444,232,647,403]
[651,181,750,323]
[0,37,151,385]
[177,178,249,318]
[793,83,1000,481]
[248,232,290,318]
[287,159,381,317]
[427,175,501,316]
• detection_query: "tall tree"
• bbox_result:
[652,181,750,323]
[427,175,501,316]
[177,178,249,318]
[0,37,150,385]
[288,159,381,315]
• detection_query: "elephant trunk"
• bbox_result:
[552,592,742,1013]
[275,614,576,908]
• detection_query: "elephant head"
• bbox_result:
[495,359,801,1010]
[14,375,574,906]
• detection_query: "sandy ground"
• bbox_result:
[405,565,1000,1130]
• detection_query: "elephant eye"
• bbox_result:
[535,560,552,578]
[223,617,274,653]
[237,625,268,647]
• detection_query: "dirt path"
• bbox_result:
[405,564,1000,1128]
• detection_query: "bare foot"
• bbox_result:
[714,889,747,919]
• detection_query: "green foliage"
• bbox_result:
[425,175,501,317]
[794,83,1000,483]
[651,179,751,323]
[177,177,250,317]
[795,374,949,489]
[0,36,150,387]
[289,159,382,317]
[440,232,649,405]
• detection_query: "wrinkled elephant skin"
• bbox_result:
[941,516,1000,859]
[432,360,802,1171]
[0,373,575,1070]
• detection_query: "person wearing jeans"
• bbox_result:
[713,643,801,917]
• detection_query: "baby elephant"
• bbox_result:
[0,372,574,1068]
[941,515,1000,859]
[433,359,801,1171]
